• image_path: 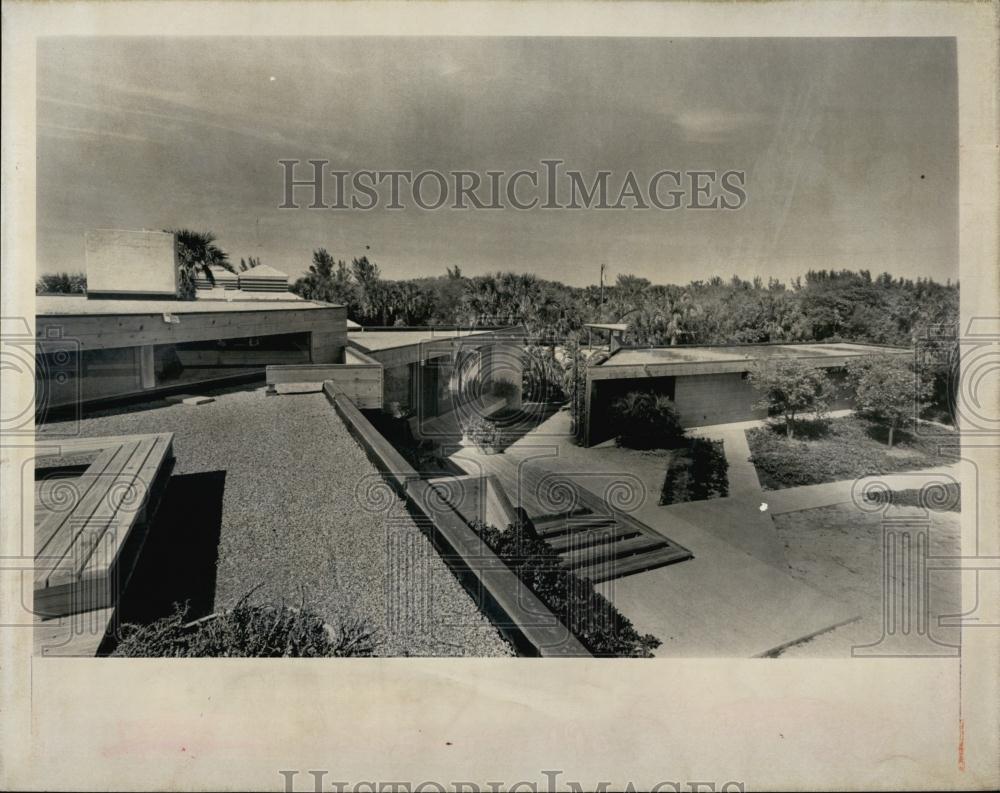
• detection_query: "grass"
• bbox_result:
[746,415,959,490]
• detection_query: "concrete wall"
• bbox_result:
[85,230,179,297]
[382,362,413,413]
[37,305,345,353]
[673,371,765,427]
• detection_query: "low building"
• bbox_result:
[36,230,346,412]
[348,325,526,432]
[583,341,911,445]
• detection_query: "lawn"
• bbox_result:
[40,387,513,657]
[746,416,959,490]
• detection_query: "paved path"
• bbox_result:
[765,465,961,515]
[451,409,859,657]
[666,423,786,567]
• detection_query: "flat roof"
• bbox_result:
[584,323,629,332]
[601,342,909,368]
[36,294,339,317]
[349,328,499,353]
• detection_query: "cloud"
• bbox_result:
[670,110,768,143]
[38,122,154,144]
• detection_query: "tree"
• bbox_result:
[36,272,86,294]
[847,353,931,447]
[749,358,831,438]
[293,248,357,308]
[165,229,231,299]
[238,256,262,272]
[350,256,387,323]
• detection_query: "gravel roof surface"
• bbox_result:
[41,388,512,656]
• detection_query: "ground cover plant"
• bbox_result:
[659,438,729,505]
[746,415,958,490]
[471,520,661,657]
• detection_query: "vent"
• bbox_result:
[238,263,289,292]
[194,265,239,291]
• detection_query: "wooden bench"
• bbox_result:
[33,432,175,621]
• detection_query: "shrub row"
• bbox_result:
[659,438,729,505]
[471,519,661,657]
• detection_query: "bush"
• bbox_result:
[471,519,661,657]
[660,438,729,505]
[111,592,377,658]
[610,391,685,450]
[489,378,519,401]
[462,416,504,451]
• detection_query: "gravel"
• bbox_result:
[41,387,513,657]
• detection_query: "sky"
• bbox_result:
[36,37,958,287]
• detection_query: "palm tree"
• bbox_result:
[165,229,232,299]
[36,272,87,295]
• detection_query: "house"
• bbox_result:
[36,230,347,412]
[583,341,911,445]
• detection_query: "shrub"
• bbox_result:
[489,378,519,401]
[610,391,685,449]
[522,344,567,403]
[462,416,504,451]
[660,438,729,505]
[471,519,661,657]
[111,592,377,658]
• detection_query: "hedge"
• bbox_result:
[471,519,662,657]
[660,438,729,505]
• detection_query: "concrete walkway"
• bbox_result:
[765,464,961,515]
[689,424,762,496]
[662,423,786,568]
[451,409,859,657]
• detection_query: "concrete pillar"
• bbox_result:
[139,345,156,389]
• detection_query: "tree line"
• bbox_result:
[37,233,958,353]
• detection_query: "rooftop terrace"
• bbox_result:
[39,387,512,657]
